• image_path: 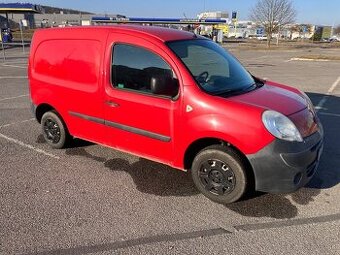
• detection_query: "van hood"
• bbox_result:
[228,84,307,115]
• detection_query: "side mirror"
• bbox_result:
[151,75,179,98]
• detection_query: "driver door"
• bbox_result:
[103,33,180,164]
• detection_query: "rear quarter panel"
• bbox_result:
[29,28,108,143]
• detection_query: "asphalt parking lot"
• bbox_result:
[0,45,339,255]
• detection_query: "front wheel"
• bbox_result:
[191,145,248,204]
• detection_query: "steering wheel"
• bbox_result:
[196,71,209,84]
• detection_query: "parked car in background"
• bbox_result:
[329,36,340,42]
[0,28,13,43]
[257,35,268,41]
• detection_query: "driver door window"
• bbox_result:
[112,44,175,95]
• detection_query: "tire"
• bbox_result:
[191,145,248,204]
[41,111,70,149]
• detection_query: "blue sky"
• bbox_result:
[3,0,340,25]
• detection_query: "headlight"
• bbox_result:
[262,110,303,142]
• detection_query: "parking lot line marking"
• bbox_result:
[234,213,340,232]
[316,76,340,111]
[22,228,230,255]
[319,112,340,118]
[1,64,27,69]
[0,94,29,102]
[1,61,27,64]
[0,76,27,79]
[0,118,35,128]
[0,133,60,159]
[327,76,340,93]
[289,58,330,62]
[21,212,340,255]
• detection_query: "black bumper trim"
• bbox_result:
[247,129,324,194]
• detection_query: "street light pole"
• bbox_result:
[5,12,10,28]
[1,40,6,62]
[19,21,25,54]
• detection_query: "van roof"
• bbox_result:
[36,25,199,42]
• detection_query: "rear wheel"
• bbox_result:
[41,111,70,149]
[191,145,248,204]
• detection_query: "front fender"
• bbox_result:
[173,111,274,169]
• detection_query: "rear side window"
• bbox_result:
[111,44,174,94]
[34,40,101,91]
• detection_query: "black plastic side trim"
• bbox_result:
[105,120,171,142]
[69,111,105,125]
[69,111,171,142]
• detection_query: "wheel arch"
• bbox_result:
[35,103,55,123]
[183,137,255,187]
[35,104,69,135]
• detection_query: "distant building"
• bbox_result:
[198,11,229,20]
[0,4,124,28]
[228,21,258,38]
[0,12,129,28]
[197,11,229,37]
[314,25,332,40]
[2,13,94,28]
[282,24,315,40]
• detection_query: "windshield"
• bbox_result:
[167,39,255,95]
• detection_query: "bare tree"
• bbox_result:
[250,0,297,47]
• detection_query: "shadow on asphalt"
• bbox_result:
[306,92,340,190]
[104,158,198,196]
[225,189,321,219]
[37,134,94,148]
[35,92,339,219]
[64,147,198,197]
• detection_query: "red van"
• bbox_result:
[28,26,323,203]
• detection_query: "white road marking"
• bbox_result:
[0,118,35,128]
[1,62,27,65]
[327,76,340,94]
[0,76,27,79]
[319,112,340,118]
[315,76,340,111]
[0,133,60,159]
[288,58,330,62]
[1,64,27,69]
[0,94,29,102]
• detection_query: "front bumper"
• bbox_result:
[247,127,324,193]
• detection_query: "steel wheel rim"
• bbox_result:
[43,118,61,144]
[198,159,236,195]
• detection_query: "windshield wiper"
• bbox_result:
[212,89,234,96]
[252,75,266,87]
[212,83,257,96]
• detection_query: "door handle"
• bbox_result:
[105,100,120,107]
